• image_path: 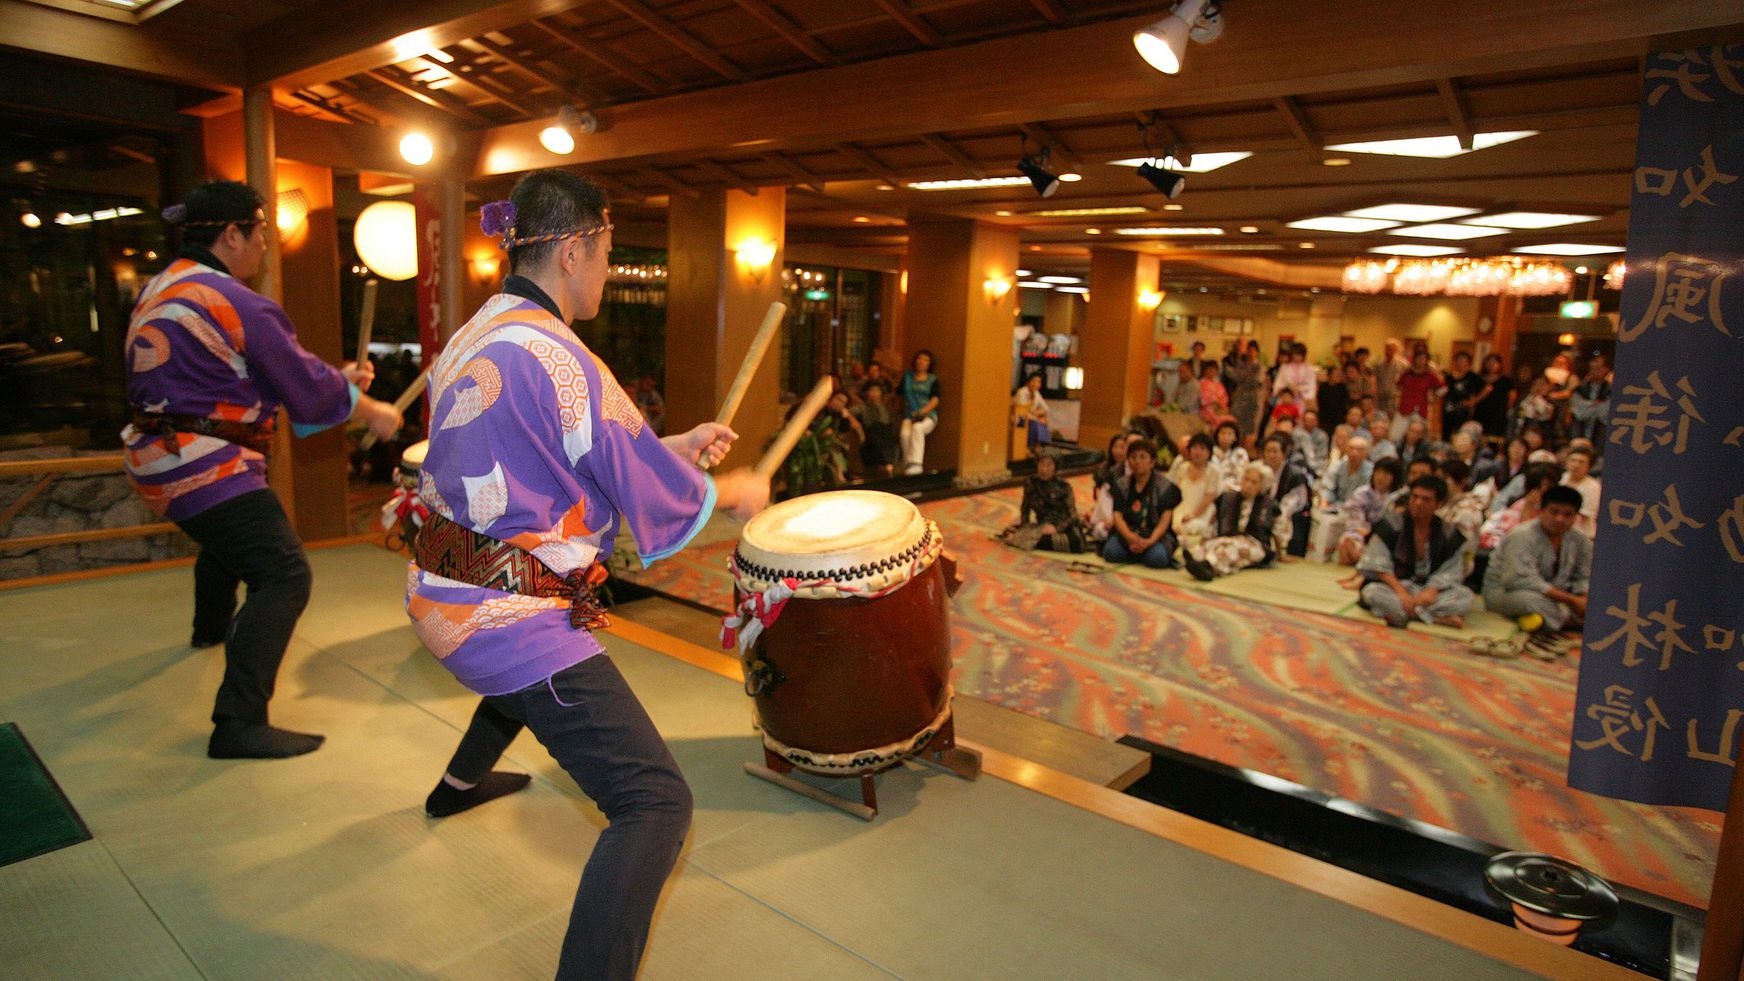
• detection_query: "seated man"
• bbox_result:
[1366,413,1398,461]
[1102,439,1181,568]
[1482,485,1591,637]
[1357,474,1475,629]
[1184,462,1278,582]
[1292,409,1330,474]
[1318,434,1373,506]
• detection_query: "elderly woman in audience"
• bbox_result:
[1103,439,1182,568]
[1184,461,1279,582]
[1367,413,1398,461]
[1261,433,1316,557]
[1210,419,1249,492]
[1358,474,1476,629]
[1336,456,1405,580]
[1482,484,1591,638]
[1169,432,1224,554]
[1318,433,1373,506]
[1480,461,1562,552]
[1001,451,1087,553]
[1447,430,1501,490]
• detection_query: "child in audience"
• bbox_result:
[1335,456,1405,583]
[1210,420,1249,492]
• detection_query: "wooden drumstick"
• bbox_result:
[355,278,378,363]
[754,376,834,480]
[716,301,787,429]
[360,365,430,450]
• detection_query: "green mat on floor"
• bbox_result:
[1018,544,1518,641]
[0,723,90,867]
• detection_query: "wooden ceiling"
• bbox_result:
[4,0,1741,288]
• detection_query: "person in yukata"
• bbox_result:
[1357,474,1474,629]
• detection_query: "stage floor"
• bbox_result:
[0,545,1598,979]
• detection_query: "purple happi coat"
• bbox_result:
[406,287,714,695]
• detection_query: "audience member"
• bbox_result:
[1358,475,1475,629]
[854,380,899,476]
[1210,420,1249,492]
[1395,347,1442,435]
[1002,453,1087,553]
[1367,414,1398,461]
[1172,360,1200,415]
[1104,439,1181,568]
[1568,356,1611,446]
[1447,431,1500,489]
[1274,342,1317,410]
[1336,456,1404,570]
[1089,432,1135,541]
[1472,353,1514,443]
[1482,484,1591,637]
[1012,372,1050,454]
[1319,361,1358,428]
[1319,434,1373,506]
[1293,409,1329,473]
[1440,351,1482,440]
[1559,445,1601,536]
[1511,377,1555,440]
[1198,360,1231,429]
[1184,462,1279,582]
[1230,341,1267,443]
[1261,434,1316,557]
[1169,433,1223,552]
[1396,416,1437,465]
[1481,461,1561,551]
[898,349,941,475]
[1436,458,1488,551]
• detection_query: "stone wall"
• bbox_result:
[0,447,197,581]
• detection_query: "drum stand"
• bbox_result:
[744,715,982,821]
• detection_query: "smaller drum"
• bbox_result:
[725,490,973,816]
[383,439,430,549]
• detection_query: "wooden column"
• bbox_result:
[1078,247,1160,450]
[902,216,1020,484]
[241,87,297,527]
[665,187,787,470]
[438,176,466,345]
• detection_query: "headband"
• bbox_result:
[480,199,611,250]
[161,203,258,229]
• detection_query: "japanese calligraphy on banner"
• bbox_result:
[1567,46,1744,811]
[412,186,443,369]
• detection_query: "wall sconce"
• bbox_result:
[984,276,1013,305]
[1064,366,1085,391]
[469,254,502,285]
[736,238,777,282]
[1137,288,1164,311]
[1557,331,1578,347]
[275,188,309,247]
[900,269,909,294]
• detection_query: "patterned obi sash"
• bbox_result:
[415,512,610,630]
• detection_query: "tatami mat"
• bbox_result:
[0,545,1543,979]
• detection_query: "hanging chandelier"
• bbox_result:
[1340,256,1573,297]
[1603,259,1627,291]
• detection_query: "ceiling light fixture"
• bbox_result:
[1325,131,1538,159]
[1369,244,1465,256]
[399,132,435,166]
[905,176,1032,190]
[1018,281,1053,289]
[19,212,41,228]
[538,107,597,156]
[1136,161,1187,198]
[1085,228,1102,234]
[1113,227,1224,236]
[1392,223,1509,240]
[1512,243,1627,256]
[1285,216,1399,233]
[1133,0,1224,75]
[1016,268,1032,276]
[1106,151,1252,173]
[1038,276,1082,284]
[1027,206,1150,217]
[1054,285,1091,294]
[1058,172,1083,183]
[1321,158,1352,167]
[1343,204,1481,223]
[1239,225,1260,234]
[1461,211,1603,229]
[1017,148,1062,198]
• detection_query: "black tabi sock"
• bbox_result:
[208,722,325,759]
[426,771,532,818]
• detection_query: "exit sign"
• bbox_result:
[1560,299,1598,319]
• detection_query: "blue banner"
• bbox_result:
[1568,45,1744,811]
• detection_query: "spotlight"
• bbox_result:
[1017,151,1061,198]
[1136,162,1186,198]
[539,106,598,156]
[399,132,435,166]
[1133,0,1223,75]
[20,212,41,229]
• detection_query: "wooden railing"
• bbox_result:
[0,454,175,558]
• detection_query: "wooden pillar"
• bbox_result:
[665,187,787,470]
[1078,247,1160,450]
[241,87,296,527]
[276,160,349,540]
[902,216,1020,484]
[438,177,466,346]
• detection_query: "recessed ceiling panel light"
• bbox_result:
[1054,285,1090,294]
[1085,228,1102,234]
[1058,172,1082,182]
[905,176,1032,190]
[1018,281,1053,289]
[1113,227,1225,236]
[1105,152,1253,173]
[1512,243,1627,256]
[1163,203,1185,211]
[1325,130,1538,159]
[1015,269,1032,276]
[1187,244,1284,251]
[1038,276,1082,284]
[1369,244,1465,256]
[1343,204,1481,223]
[1286,216,1399,233]
[1298,242,1316,249]
[1239,225,1260,234]
[1321,158,1351,167]
[1393,223,1509,240]
[1462,211,1603,229]
[1027,206,1150,217]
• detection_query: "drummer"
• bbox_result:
[406,169,768,980]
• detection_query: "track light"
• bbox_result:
[1017,149,1061,198]
[1133,0,1224,75]
[1136,161,1186,198]
[540,106,598,155]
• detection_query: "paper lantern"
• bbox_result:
[353,201,418,281]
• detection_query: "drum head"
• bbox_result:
[399,439,430,473]
[736,490,934,594]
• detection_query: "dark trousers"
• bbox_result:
[176,489,312,726]
[444,655,693,981]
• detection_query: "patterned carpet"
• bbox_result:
[621,478,1718,908]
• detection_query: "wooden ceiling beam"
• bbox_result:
[641,166,701,198]
[468,2,1741,178]
[763,152,827,193]
[1272,96,1321,153]
[528,18,667,96]
[733,0,834,66]
[290,90,374,124]
[872,0,941,47]
[1436,77,1476,150]
[921,133,986,179]
[601,0,748,82]
[246,0,590,89]
[1019,122,1080,170]
[695,158,759,194]
[0,0,241,90]
[472,34,605,108]
[448,53,542,117]
[832,143,903,186]
[367,66,494,126]
[1029,0,1068,26]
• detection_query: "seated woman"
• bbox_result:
[1479,461,1562,553]
[1335,456,1404,575]
[1000,452,1087,553]
[1011,372,1051,454]
[1168,432,1223,554]
[1209,420,1249,492]
[853,379,900,477]
[1184,462,1278,582]
[1088,431,1134,541]
[1102,439,1181,569]
[1198,361,1230,429]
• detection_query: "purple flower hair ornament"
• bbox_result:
[162,203,188,224]
[480,199,516,246]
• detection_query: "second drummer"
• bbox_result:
[406,169,768,980]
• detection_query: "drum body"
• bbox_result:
[391,439,430,547]
[730,490,953,775]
